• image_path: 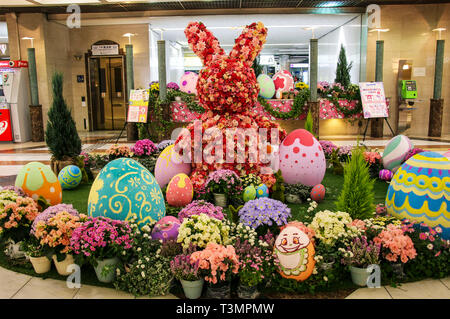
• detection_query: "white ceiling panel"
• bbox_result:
[0,0,37,6]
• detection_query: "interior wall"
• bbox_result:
[318,16,362,85]
[366,3,450,137]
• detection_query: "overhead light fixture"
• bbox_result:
[318,1,342,8]
[432,27,446,40]
[402,64,409,70]
[123,33,136,44]
[21,37,34,48]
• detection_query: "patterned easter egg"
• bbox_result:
[382,135,413,173]
[58,165,82,190]
[443,150,450,158]
[256,184,269,198]
[243,185,257,202]
[272,70,294,93]
[88,158,165,228]
[151,216,181,242]
[154,145,191,188]
[179,71,198,95]
[385,152,450,239]
[257,74,275,99]
[274,221,315,281]
[166,173,193,207]
[15,162,62,205]
[310,184,325,202]
[379,169,393,181]
[279,129,326,186]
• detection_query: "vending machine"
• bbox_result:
[0,60,31,143]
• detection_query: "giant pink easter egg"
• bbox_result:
[179,71,198,95]
[272,70,294,93]
[151,216,181,242]
[154,145,191,188]
[279,129,326,186]
[166,173,193,207]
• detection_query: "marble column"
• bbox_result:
[428,39,445,137]
[370,40,384,138]
[125,44,137,141]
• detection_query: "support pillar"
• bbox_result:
[308,38,319,138]
[428,39,445,137]
[370,40,384,138]
[27,47,44,142]
[125,44,137,141]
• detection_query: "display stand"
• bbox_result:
[362,117,395,142]
[115,89,150,144]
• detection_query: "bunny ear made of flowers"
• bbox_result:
[184,21,225,65]
[228,22,268,67]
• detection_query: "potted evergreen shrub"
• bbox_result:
[45,72,82,175]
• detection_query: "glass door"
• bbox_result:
[88,56,126,130]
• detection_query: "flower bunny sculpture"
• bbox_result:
[175,22,287,190]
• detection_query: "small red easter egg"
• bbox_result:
[310,184,325,202]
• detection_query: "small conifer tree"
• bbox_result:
[335,146,375,219]
[335,45,352,89]
[45,72,81,160]
[305,109,314,135]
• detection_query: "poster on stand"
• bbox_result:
[359,82,389,118]
[127,89,149,123]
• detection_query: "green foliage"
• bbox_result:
[252,55,263,78]
[284,183,311,202]
[258,88,310,119]
[335,45,353,89]
[335,147,375,219]
[271,170,285,203]
[330,149,344,175]
[227,205,243,224]
[45,72,81,160]
[304,109,314,135]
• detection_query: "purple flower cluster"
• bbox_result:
[1,186,26,197]
[70,216,133,259]
[131,139,157,157]
[157,140,175,151]
[338,145,353,160]
[31,204,79,235]
[319,140,338,157]
[167,82,180,90]
[178,200,224,222]
[170,254,200,281]
[404,148,425,162]
[238,198,291,229]
[205,169,242,195]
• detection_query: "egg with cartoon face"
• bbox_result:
[166,173,193,207]
[179,71,199,95]
[279,129,326,186]
[15,162,62,205]
[274,223,315,281]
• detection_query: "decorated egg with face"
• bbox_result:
[272,70,294,93]
[179,71,198,95]
[382,135,413,173]
[15,162,62,205]
[256,184,269,198]
[279,129,326,186]
[58,165,82,190]
[257,74,275,99]
[154,145,191,188]
[151,216,181,242]
[166,173,193,207]
[243,185,257,202]
[310,184,325,202]
[274,222,315,281]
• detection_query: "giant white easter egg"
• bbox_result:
[279,129,326,186]
[179,71,198,95]
[257,74,275,99]
[272,70,294,93]
[154,145,191,188]
[88,158,165,228]
[382,135,414,173]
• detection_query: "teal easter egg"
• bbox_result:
[243,185,257,202]
[88,158,165,228]
[256,184,269,198]
[382,135,413,173]
[257,74,275,99]
[58,165,82,190]
[386,152,450,239]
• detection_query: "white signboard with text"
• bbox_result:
[92,44,119,56]
[359,82,389,119]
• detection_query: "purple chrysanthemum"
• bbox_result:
[238,198,291,229]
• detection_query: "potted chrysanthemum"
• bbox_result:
[70,216,133,283]
[205,169,242,207]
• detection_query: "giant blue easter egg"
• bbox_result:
[382,135,413,173]
[257,74,275,99]
[58,165,82,190]
[88,158,165,228]
[386,152,450,239]
[256,184,269,198]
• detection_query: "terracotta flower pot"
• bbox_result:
[29,256,51,274]
[53,254,75,276]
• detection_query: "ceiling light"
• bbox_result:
[432,27,446,40]
[21,37,34,48]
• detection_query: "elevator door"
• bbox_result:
[88,56,126,130]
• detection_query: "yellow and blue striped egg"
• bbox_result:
[88,158,165,228]
[385,151,450,239]
[58,165,82,190]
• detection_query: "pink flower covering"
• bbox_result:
[374,224,417,264]
[178,200,224,222]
